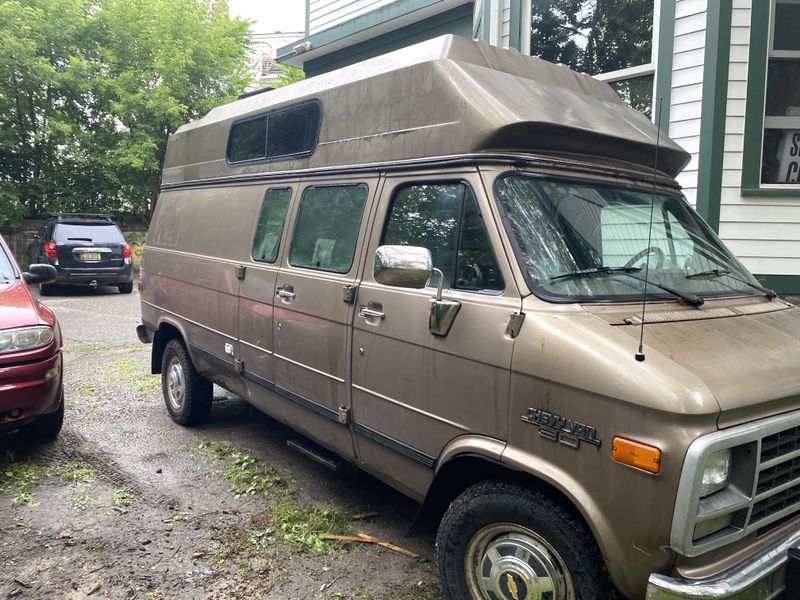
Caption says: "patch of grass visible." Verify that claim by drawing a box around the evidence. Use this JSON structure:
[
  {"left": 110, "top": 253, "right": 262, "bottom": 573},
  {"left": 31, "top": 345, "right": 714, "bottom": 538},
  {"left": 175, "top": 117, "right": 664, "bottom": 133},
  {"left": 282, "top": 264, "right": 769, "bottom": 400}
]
[
  {"left": 70, "top": 493, "right": 98, "bottom": 510},
  {"left": 107, "top": 358, "right": 160, "bottom": 395},
  {"left": 198, "top": 439, "right": 291, "bottom": 498},
  {"left": 249, "top": 501, "right": 350, "bottom": 554},
  {"left": 0, "top": 455, "right": 96, "bottom": 507},
  {"left": 110, "top": 489, "right": 135, "bottom": 507},
  {"left": 74, "top": 381, "right": 98, "bottom": 396},
  {"left": 0, "top": 453, "right": 55, "bottom": 507},
  {"left": 60, "top": 462, "right": 97, "bottom": 485},
  {"left": 390, "top": 578, "right": 444, "bottom": 600}
]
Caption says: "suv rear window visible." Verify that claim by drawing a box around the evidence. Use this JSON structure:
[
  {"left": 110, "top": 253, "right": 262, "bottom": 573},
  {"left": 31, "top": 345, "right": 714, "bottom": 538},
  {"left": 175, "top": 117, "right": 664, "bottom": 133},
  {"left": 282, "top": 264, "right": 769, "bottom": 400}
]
[{"left": 54, "top": 224, "right": 124, "bottom": 243}]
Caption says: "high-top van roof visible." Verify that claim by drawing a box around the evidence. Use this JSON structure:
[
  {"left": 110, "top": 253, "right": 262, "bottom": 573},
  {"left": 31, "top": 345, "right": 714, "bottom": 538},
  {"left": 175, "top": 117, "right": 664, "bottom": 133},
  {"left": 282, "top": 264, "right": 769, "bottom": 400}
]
[{"left": 162, "top": 35, "right": 690, "bottom": 185}]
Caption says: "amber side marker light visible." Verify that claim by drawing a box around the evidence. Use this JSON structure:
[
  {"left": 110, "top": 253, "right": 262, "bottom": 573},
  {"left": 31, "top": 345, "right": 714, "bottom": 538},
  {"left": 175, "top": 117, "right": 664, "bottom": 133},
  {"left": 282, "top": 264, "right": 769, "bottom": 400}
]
[{"left": 612, "top": 437, "right": 661, "bottom": 474}]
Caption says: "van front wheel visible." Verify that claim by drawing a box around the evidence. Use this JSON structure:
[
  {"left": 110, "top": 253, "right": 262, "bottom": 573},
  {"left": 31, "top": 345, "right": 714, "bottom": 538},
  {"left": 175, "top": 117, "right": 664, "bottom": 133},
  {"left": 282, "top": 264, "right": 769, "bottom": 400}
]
[
  {"left": 436, "top": 480, "right": 616, "bottom": 600},
  {"left": 161, "top": 339, "right": 213, "bottom": 426}
]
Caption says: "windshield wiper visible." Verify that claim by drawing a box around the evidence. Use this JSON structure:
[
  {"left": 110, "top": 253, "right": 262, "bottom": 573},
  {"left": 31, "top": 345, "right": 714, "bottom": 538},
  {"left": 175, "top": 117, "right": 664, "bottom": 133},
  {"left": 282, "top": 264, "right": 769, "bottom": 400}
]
[
  {"left": 550, "top": 266, "right": 642, "bottom": 281},
  {"left": 551, "top": 267, "right": 705, "bottom": 307},
  {"left": 686, "top": 269, "right": 777, "bottom": 300}
]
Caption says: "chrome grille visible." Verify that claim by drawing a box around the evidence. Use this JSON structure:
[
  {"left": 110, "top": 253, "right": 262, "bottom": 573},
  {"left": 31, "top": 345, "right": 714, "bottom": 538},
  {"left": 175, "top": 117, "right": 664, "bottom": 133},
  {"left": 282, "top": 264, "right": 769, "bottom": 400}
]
[{"left": 752, "top": 426, "right": 800, "bottom": 528}]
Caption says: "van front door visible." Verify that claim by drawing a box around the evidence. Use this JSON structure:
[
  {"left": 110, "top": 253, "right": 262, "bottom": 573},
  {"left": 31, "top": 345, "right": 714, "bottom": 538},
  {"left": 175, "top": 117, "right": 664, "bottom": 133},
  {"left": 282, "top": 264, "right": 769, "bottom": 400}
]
[
  {"left": 351, "top": 172, "right": 520, "bottom": 500},
  {"left": 272, "top": 179, "right": 378, "bottom": 460}
]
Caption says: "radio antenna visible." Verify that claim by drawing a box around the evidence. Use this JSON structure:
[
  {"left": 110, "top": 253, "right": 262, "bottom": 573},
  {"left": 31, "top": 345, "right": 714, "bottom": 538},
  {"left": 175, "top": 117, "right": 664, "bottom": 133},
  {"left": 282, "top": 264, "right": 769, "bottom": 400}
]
[{"left": 635, "top": 97, "right": 664, "bottom": 363}]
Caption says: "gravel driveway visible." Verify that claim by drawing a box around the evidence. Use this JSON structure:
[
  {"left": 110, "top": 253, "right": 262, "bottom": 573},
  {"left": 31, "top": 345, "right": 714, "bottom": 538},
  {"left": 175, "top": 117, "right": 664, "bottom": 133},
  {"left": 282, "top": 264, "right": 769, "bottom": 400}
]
[{"left": 0, "top": 286, "right": 442, "bottom": 600}]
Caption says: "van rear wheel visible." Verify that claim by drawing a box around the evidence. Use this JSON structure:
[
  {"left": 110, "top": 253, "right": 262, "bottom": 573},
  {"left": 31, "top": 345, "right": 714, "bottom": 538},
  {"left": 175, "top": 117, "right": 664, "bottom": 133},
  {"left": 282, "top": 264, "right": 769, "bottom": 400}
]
[
  {"left": 436, "top": 480, "right": 616, "bottom": 600},
  {"left": 161, "top": 339, "right": 213, "bottom": 426}
]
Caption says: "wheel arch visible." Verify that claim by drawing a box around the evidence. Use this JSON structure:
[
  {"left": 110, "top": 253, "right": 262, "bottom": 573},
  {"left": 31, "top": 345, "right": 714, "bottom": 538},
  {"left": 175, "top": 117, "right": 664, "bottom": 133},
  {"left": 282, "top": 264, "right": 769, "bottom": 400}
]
[
  {"left": 414, "top": 438, "right": 625, "bottom": 594},
  {"left": 150, "top": 319, "right": 186, "bottom": 375}
]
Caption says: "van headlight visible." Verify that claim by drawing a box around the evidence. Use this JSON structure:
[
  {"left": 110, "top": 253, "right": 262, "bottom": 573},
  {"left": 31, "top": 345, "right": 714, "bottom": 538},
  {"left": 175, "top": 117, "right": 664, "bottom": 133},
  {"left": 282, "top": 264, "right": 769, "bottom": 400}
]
[
  {"left": 700, "top": 448, "right": 732, "bottom": 497},
  {"left": 0, "top": 326, "right": 54, "bottom": 354}
]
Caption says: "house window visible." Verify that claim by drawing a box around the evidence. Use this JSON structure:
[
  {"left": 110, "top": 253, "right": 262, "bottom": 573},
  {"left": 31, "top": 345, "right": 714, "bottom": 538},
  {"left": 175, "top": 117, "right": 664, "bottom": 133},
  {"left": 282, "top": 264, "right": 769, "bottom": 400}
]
[
  {"left": 761, "top": 0, "right": 800, "bottom": 184},
  {"left": 529, "top": 0, "right": 657, "bottom": 117}
]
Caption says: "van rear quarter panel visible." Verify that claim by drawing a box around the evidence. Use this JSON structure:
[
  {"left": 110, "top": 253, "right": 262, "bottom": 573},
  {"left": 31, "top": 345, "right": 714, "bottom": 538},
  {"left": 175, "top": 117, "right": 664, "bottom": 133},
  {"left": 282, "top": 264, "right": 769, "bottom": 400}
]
[
  {"left": 507, "top": 300, "right": 720, "bottom": 599},
  {"left": 144, "top": 186, "right": 262, "bottom": 387}
]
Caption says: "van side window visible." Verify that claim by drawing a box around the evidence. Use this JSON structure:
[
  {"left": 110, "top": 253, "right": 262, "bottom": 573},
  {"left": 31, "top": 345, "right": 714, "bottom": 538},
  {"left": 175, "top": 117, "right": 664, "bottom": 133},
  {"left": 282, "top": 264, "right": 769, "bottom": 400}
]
[
  {"left": 267, "top": 103, "right": 321, "bottom": 159},
  {"left": 289, "top": 185, "right": 368, "bottom": 273},
  {"left": 227, "top": 101, "right": 322, "bottom": 164},
  {"left": 382, "top": 182, "right": 504, "bottom": 292},
  {"left": 251, "top": 188, "right": 292, "bottom": 263},
  {"left": 228, "top": 117, "right": 267, "bottom": 163}
]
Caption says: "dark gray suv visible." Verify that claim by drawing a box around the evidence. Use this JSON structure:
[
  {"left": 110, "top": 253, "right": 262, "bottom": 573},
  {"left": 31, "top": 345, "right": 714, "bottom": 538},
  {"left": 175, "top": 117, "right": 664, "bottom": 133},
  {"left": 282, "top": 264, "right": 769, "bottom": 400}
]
[{"left": 29, "top": 214, "right": 134, "bottom": 295}]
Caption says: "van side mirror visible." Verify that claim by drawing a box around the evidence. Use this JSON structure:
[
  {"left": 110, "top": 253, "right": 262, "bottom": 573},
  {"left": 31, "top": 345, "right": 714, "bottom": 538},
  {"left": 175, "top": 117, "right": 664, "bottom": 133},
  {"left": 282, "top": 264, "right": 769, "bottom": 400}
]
[
  {"left": 373, "top": 245, "right": 461, "bottom": 337},
  {"left": 23, "top": 264, "right": 57, "bottom": 284},
  {"left": 373, "top": 245, "right": 432, "bottom": 289}
]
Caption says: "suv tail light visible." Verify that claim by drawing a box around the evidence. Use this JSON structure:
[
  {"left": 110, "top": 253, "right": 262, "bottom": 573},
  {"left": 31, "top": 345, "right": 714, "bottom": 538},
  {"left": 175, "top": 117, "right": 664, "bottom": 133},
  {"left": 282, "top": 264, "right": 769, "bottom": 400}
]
[
  {"left": 44, "top": 242, "right": 57, "bottom": 259},
  {"left": 123, "top": 243, "right": 132, "bottom": 259}
]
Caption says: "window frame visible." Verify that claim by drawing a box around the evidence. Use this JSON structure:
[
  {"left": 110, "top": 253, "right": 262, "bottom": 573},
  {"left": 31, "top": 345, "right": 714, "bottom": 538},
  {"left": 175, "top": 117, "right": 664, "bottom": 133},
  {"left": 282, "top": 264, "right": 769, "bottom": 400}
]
[
  {"left": 380, "top": 179, "right": 505, "bottom": 295},
  {"left": 225, "top": 98, "right": 323, "bottom": 166},
  {"left": 250, "top": 187, "right": 293, "bottom": 264},
  {"left": 741, "top": 0, "right": 800, "bottom": 196},
  {"left": 287, "top": 183, "right": 369, "bottom": 275},
  {"left": 491, "top": 170, "right": 753, "bottom": 305}
]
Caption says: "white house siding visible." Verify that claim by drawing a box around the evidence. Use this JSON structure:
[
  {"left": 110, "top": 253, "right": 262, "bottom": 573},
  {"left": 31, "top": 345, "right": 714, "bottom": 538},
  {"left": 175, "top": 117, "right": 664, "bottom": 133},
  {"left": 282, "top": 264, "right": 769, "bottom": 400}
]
[
  {"left": 308, "top": 0, "right": 397, "bottom": 34},
  {"left": 501, "top": 0, "right": 510, "bottom": 47},
  {"left": 670, "top": 0, "right": 707, "bottom": 207},
  {"left": 717, "top": 0, "right": 800, "bottom": 276}
]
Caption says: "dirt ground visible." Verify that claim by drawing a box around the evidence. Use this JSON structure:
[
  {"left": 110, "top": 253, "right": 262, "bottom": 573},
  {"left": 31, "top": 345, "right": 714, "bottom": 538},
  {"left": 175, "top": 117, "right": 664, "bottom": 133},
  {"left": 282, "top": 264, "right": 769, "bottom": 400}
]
[{"left": 0, "top": 287, "right": 443, "bottom": 600}]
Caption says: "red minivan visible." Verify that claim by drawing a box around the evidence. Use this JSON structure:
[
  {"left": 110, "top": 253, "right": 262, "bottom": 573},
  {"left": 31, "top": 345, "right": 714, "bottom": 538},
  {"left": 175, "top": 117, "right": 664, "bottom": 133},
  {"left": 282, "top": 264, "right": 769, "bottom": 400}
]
[{"left": 0, "top": 234, "right": 64, "bottom": 440}]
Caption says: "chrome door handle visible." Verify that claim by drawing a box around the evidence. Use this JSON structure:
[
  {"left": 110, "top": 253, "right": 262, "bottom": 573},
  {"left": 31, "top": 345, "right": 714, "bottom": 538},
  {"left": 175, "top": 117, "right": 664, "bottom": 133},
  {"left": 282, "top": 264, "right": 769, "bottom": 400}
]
[
  {"left": 358, "top": 306, "right": 385, "bottom": 320},
  {"left": 276, "top": 286, "right": 295, "bottom": 300}
]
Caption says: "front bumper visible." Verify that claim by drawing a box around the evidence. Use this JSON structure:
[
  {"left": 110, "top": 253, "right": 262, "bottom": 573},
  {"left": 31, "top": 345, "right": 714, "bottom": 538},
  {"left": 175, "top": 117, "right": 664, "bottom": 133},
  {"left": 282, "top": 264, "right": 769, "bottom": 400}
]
[
  {"left": 0, "top": 351, "right": 63, "bottom": 432},
  {"left": 646, "top": 527, "right": 800, "bottom": 599}
]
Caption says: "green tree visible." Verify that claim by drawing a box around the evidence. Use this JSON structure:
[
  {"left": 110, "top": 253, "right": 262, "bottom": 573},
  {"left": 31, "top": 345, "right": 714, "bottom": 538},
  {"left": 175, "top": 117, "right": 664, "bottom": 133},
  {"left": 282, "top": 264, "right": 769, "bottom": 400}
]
[
  {"left": 530, "top": 0, "right": 654, "bottom": 116},
  {"left": 0, "top": 0, "right": 252, "bottom": 228},
  {"left": 273, "top": 64, "right": 305, "bottom": 89}
]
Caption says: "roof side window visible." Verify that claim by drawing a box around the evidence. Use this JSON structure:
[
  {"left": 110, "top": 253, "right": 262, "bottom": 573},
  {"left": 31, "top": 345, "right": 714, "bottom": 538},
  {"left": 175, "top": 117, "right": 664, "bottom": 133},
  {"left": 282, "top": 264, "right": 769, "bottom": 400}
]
[
  {"left": 227, "top": 100, "right": 321, "bottom": 164},
  {"left": 251, "top": 187, "right": 292, "bottom": 263},
  {"left": 267, "top": 102, "right": 321, "bottom": 159},
  {"left": 382, "top": 182, "right": 504, "bottom": 292},
  {"left": 228, "top": 116, "right": 267, "bottom": 163},
  {"left": 289, "top": 184, "right": 367, "bottom": 273}
]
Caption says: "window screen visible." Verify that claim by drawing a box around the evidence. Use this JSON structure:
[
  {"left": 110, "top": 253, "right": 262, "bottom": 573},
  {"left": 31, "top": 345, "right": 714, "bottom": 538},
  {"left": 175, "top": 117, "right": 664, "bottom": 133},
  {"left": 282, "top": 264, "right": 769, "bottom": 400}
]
[
  {"left": 289, "top": 185, "right": 367, "bottom": 273},
  {"left": 382, "top": 182, "right": 503, "bottom": 292},
  {"left": 251, "top": 188, "right": 292, "bottom": 263}
]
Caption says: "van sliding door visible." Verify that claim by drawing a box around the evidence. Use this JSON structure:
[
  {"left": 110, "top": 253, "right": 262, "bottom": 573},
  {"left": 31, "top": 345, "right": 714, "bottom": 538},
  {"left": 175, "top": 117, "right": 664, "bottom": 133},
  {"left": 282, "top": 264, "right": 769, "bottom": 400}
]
[{"left": 271, "top": 178, "right": 380, "bottom": 461}]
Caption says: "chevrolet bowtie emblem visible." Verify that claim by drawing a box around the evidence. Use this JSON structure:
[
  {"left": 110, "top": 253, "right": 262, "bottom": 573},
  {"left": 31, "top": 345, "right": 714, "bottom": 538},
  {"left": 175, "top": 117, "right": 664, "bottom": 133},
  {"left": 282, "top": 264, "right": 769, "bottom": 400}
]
[{"left": 506, "top": 573, "right": 519, "bottom": 600}]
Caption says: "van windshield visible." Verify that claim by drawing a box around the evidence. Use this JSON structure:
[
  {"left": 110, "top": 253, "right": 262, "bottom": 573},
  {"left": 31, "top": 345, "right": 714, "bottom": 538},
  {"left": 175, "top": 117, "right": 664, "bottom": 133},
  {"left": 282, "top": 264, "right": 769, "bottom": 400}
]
[{"left": 494, "top": 173, "right": 764, "bottom": 303}]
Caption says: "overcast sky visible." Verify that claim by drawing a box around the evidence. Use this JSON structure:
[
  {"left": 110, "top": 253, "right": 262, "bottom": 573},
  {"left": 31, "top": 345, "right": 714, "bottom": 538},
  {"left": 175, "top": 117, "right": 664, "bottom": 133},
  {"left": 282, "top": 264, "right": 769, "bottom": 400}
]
[{"left": 228, "top": 0, "right": 305, "bottom": 34}]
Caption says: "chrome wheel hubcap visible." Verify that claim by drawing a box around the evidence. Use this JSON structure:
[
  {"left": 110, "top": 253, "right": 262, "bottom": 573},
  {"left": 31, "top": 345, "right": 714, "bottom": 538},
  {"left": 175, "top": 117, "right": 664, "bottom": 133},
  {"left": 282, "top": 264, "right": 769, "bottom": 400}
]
[
  {"left": 465, "top": 524, "right": 574, "bottom": 600},
  {"left": 166, "top": 357, "right": 185, "bottom": 411}
]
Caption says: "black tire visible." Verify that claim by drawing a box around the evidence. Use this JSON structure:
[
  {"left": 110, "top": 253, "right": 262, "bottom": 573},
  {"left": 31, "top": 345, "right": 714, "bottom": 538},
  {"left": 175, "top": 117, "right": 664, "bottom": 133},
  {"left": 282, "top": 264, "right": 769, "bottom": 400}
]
[
  {"left": 27, "top": 393, "right": 64, "bottom": 442},
  {"left": 436, "top": 480, "right": 617, "bottom": 600},
  {"left": 161, "top": 339, "right": 213, "bottom": 426},
  {"left": 118, "top": 282, "right": 133, "bottom": 294},
  {"left": 39, "top": 282, "right": 53, "bottom": 296}
]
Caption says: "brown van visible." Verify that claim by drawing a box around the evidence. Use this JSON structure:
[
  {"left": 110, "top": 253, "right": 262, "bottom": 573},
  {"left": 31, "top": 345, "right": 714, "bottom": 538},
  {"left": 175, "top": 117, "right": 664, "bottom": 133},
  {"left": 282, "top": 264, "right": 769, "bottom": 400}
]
[{"left": 137, "top": 35, "right": 800, "bottom": 599}]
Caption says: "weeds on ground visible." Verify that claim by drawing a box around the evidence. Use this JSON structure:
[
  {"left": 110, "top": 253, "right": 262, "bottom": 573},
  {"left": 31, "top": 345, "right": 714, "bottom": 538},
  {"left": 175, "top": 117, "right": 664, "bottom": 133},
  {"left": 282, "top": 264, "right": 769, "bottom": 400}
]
[
  {"left": 107, "top": 358, "right": 160, "bottom": 395},
  {"left": 250, "top": 501, "right": 350, "bottom": 554},
  {"left": 390, "top": 578, "right": 444, "bottom": 600},
  {"left": 0, "top": 454, "right": 97, "bottom": 506},
  {"left": 198, "top": 439, "right": 292, "bottom": 498},
  {"left": 109, "top": 489, "right": 135, "bottom": 506}
]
